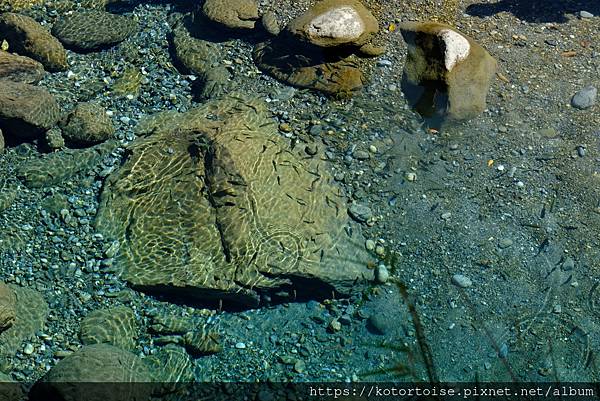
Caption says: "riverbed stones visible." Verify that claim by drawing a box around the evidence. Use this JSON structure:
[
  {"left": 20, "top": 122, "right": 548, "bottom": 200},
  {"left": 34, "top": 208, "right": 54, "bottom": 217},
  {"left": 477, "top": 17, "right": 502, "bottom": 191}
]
[
  {"left": 201, "top": 0, "right": 259, "bottom": 30},
  {"left": 95, "top": 94, "right": 371, "bottom": 307},
  {"left": 286, "top": 0, "right": 378, "bottom": 48},
  {"left": 30, "top": 344, "right": 154, "bottom": 401},
  {"left": 0, "top": 13, "right": 68, "bottom": 72},
  {"left": 79, "top": 306, "right": 137, "bottom": 350},
  {"left": 399, "top": 22, "right": 497, "bottom": 124},
  {"left": 0, "top": 80, "right": 61, "bottom": 139},
  {"left": 0, "top": 282, "right": 16, "bottom": 332},
  {"left": 51, "top": 11, "right": 137, "bottom": 51},
  {"left": 0, "top": 50, "right": 45, "bottom": 83},
  {"left": 60, "top": 102, "right": 115, "bottom": 146}
]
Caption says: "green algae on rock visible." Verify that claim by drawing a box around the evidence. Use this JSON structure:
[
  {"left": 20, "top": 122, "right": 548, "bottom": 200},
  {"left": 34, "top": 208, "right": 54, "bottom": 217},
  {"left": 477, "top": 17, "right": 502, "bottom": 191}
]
[
  {"left": 0, "top": 12, "right": 68, "bottom": 72},
  {"left": 16, "top": 139, "right": 119, "bottom": 188},
  {"left": 51, "top": 10, "right": 137, "bottom": 51},
  {"left": 95, "top": 95, "right": 371, "bottom": 307},
  {"left": 60, "top": 102, "right": 115, "bottom": 146},
  {"left": 79, "top": 306, "right": 137, "bottom": 351}
]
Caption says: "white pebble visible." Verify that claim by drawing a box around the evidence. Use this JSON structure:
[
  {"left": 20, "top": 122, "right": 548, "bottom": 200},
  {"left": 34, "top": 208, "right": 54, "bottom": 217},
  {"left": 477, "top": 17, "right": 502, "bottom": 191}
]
[
  {"left": 451, "top": 274, "right": 472, "bottom": 288},
  {"left": 23, "top": 344, "right": 34, "bottom": 355}
]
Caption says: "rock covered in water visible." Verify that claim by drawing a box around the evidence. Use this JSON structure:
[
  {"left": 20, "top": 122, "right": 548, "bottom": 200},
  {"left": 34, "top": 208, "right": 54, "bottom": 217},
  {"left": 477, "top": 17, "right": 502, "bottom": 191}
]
[
  {"left": 0, "top": 80, "right": 61, "bottom": 139},
  {"left": 0, "top": 13, "right": 68, "bottom": 72},
  {"left": 79, "top": 306, "right": 137, "bottom": 351},
  {"left": 0, "top": 372, "right": 24, "bottom": 401},
  {"left": 0, "top": 282, "right": 16, "bottom": 332},
  {"left": 0, "top": 128, "right": 4, "bottom": 152},
  {"left": 51, "top": 10, "right": 137, "bottom": 51},
  {"left": 60, "top": 102, "right": 115, "bottom": 146},
  {"left": 95, "top": 95, "right": 371, "bottom": 307},
  {"left": 0, "top": 50, "right": 45, "bottom": 84},
  {"left": 201, "top": 0, "right": 259, "bottom": 30},
  {"left": 145, "top": 344, "right": 194, "bottom": 396},
  {"left": 30, "top": 344, "right": 154, "bottom": 401},
  {"left": 16, "top": 139, "right": 119, "bottom": 188},
  {"left": 399, "top": 21, "right": 497, "bottom": 124},
  {"left": 287, "top": 0, "right": 379, "bottom": 48},
  {"left": 0, "top": 285, "right": 48, "bottom": 358}
]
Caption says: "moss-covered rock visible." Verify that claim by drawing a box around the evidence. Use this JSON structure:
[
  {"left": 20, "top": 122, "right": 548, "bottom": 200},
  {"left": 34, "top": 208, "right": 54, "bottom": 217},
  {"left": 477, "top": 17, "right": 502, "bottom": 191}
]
[
  {"left": 0, "top": 13, "right": 67, "bottom": 72},
  {"left": 0, "top": 282, "right": 16, "bottom": 332},
  {"left": 51, "top": 10, "right": 137, "bottom": 51},
  {"left": 79, "top": 306, "right": 137, "bottom": 351},
  {"left": 60, "top": 102, "right": 115, "bottom": 146},
  {"left": 201, "top": 0, "right": 259, "bottom": 30},
  {"left": 95, "top": 95, "right": 371, "bottom": 308},
  {"left": 0, "top": 49, "right": 45, "bottom": 84}
]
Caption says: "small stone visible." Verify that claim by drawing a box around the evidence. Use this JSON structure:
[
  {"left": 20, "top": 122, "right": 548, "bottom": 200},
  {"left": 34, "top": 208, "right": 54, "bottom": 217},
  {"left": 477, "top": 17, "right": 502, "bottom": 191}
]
[
  {"left": 348, "top": 203, "right": 372, "bottom": 223},
  {"left": 235, "top": 342, "right": 246, "bottom": 349},
  {"left": 365, "top": 239, "right": 375, "bottom": 251},
  {"left": 579, "top": 11, "right": 594, "bottom": 18},
  {"left": 374, "top": 245, "right": 385, "bottom": 256},
  {"left": 305, "top": 144, "right": 318, "bottom": 155},
  {"left": 353, "top": 149, "right": 370, "bottom": 160},
  {"left": 261, "top": 11, "right": 280, "bottom": 36},
  {"left": 293, "top": 359, "right": 306, "bottom": 373},
  {"left": 553, "top": 304, "right": 562, "bottom": 314},
  {"left": 375, "top": 264, "right": 389, "bottom": 283},
  {"left": 441, "top": 212, "right": 451, "bottom": 220},
  {"left": 561, "top": 257, "right": 575, "bottom": 271},
  {"left": 498, "top": 238, "right": 513, "bottom": 249},
  {"left": 23, "top": 343, "right": 34, "bottom": 355},
  {"left": 576, "top": 145, "right": 585, "bottom": 157},
  {"left": 405, "top": 172, "right": 417, "bottom": 181},
  {"left": 328, "top": 319, "right": 342, "bottom": 332},
  {"left": 571, "top": 85, "right": 597, "bottom": 110},
  {"left": 368, "top": 144, "right": 377, "bottom": 153},
  {"left": 451, "top": 274, "right": 472, "bottom": 288}
]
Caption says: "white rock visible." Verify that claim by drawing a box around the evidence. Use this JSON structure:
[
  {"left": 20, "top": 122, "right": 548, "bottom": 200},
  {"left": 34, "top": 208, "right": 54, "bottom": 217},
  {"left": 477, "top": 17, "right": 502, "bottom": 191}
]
[
  {"left": 308, "top": 6, "right": 365, "bottom": 42},
  {"left": 439, "top": 29, "right": 470, "bottom": 71}
]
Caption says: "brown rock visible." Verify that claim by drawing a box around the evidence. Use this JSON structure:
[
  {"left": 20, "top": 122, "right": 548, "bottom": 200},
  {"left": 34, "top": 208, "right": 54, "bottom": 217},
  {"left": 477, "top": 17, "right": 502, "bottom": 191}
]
[
  {"left": 0, "top": 282, "right": 16, "bottom": 332},
  {"left": 201, "top": 0, "right": 259, "bottom": 30},
  {"left": 399, "top": 21, "right": 497, "bottom": 124},
  {"left": 0, "top": 13, "right": 68, "bottom": 72},
  {"left": 0, "top": 80, "right": 61, "bottom": 139},
  {"left": 0, "top": 50, "right": 45, "bottom": 84},
  {"left": 60, "top": 102, "right": 115, "bottom": 146},
  {"left": 286, "top": 0, "right": 378, "bottom": 48},
  {"left": 0, "top": 128, "right": 4, "bottom": 152}
]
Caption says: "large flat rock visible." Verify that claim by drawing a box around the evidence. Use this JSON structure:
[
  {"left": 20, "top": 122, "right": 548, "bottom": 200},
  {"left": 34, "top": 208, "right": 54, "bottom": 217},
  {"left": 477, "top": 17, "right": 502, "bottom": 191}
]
[{"left": 95, "top": 95, "right": 371, "bottom": 307}]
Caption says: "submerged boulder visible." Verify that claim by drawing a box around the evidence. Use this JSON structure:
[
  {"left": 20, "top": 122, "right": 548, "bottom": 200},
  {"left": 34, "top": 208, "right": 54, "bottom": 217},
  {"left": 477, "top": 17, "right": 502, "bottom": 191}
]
[
  {"left": 399, "top": 22, "right": 497, "bottom": 125},
  {"left": 0, "top": 13, "right": 68, "bottom": 72},
  {"left": 0, "top": 50, "right": 45, "bottom": 84},
  {"left": 201, "top": 0, "right": 259, "bottom": 30},
  {"left": 52, "top": 10, "right": 137, "bottom": 51},
  {"left": 95, "top": 95, "right": 371, "bottom": 307},
  {"left": 0, "top": 80, "right": 61, "bottom": 140},
  {"left": 79, "top": 306, "right": 137, "bottom": 351},
  {"left": 60, "top": 102, "right": 115, "bottom": 146}
]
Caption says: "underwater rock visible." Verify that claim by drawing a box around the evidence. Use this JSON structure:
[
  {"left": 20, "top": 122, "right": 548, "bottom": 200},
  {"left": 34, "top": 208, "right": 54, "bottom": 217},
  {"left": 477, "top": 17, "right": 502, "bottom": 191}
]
[
  {"left": 0, "top": 50, "right": 45, "bottom": 84},
  {"left": 30, "top": 344, "right": 154, "bottom": 401},
  {"left": 44, "top": 126, "right": 65, "bottom": 150},
  {"left": 0, "top": 128, "right": 3, "bottom": 151},
  {"left": 0, "top": 372, "right": 24, "bottom": 401},
  {"left": 0, "top": 282, "right": 16, "bottom": 332},
  {"left": 95, "top": 95, "right": 371, "bottom": 308},
  {"left": 261, "top": 11, "right": 280, "bottom": 36},
  {"left": 0, "top": 285, "right": 48, "bottom": 358},
  {"left": 399, "top": 22, "right": 497, "bottom": 125},
  {"left": 287, "top": 0, "right": 378, "bottom": 48},
  {"left": 253, "top": 38, "right": 365, "bottom": 97},
  {"left": 0, "top": 177, "right": 17, "bottom": 212},
  {"left": 60, "top": 102, "right": 115, "bottom": 146},
  {"left": 0, "top": 80, "right": 61, "bottom": 140},
  {"left": 145, "top": 344, "right": 194, "bottom": 394},
  {"left": 0, "top": 13, "right": 68, "bottom": 72},
  {"left": 201, "top": 0, "right": 259, "bottom": 30},
  {"left": 16, "top": 139, "right": 119, "bottom": 188},
  {"left": 194, "top": 66, "right": 231, "bottom": 101},
  {"left": 571, "top": 85, "right": 597, "bottom": 110},
  {"left": 52, "top": 11, "right": 137, "bottom": 51},
  {"left": 79, "top": 306, "right": 137, "bottom": 351}
]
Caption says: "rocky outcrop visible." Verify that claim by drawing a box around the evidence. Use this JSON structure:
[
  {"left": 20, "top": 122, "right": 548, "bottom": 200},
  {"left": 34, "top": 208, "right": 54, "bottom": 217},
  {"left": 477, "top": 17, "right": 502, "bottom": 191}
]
[
  {"left": 0, "top": 80, "right": 61, "bottom": 140},
  {"left": 95, "top": 95, "right": 371, "bottom": 308},
  {"left": 0, "top": 50, "right": 45, "bottom": 84},
  {"left": 51, "top": 11, "right": 137, "bottom": 51},
  {"left": 16, "top": 139, "right": 119, "bottom": 188},
  {"left": 201, "top": 0, "right": 259, "bottom": 30},
  {"left": 253, "top": 0, "right": 381, "bottom": 97},
  {"left": 60, "top": 102, "right": 115, "bottom": 146},
  {"left": 399, "top": 22, "right": 497, "bottom": 125},
  {"left": 0, "top": 13, "right": 68, "bottom": 72},
  {"left": 30, "top": 344, "right": 154, "bottom": 401},
  {"left": 79, "top": 306, "right": 137, "bottom": 351}
]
